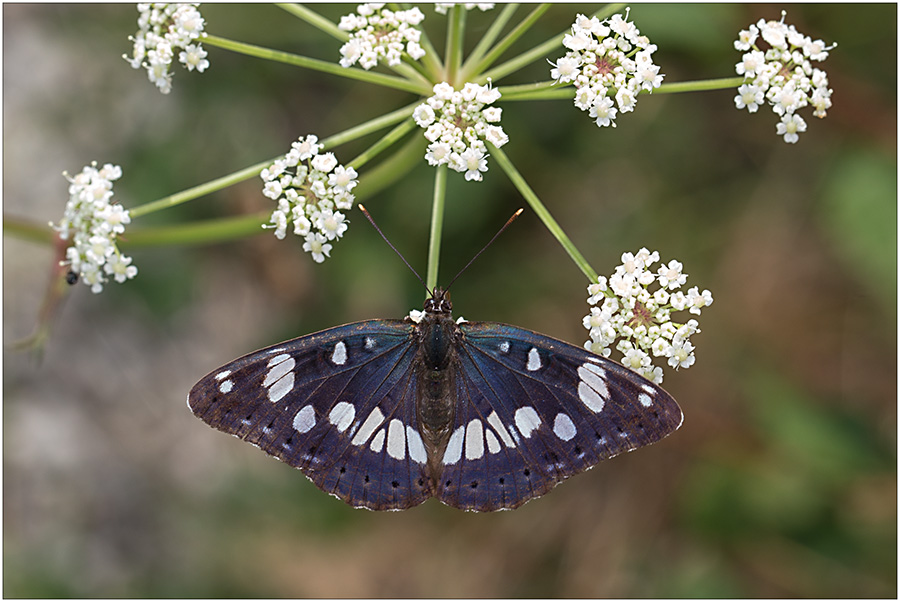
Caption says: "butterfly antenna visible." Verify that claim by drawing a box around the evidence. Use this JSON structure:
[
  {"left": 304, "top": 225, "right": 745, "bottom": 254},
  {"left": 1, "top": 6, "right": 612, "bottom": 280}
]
[
  {"left": 358, "top": 204, "right": 430, "bottom": 294},
  {"left": 444, "top": 208, "right": 524, "bottom": 293}
]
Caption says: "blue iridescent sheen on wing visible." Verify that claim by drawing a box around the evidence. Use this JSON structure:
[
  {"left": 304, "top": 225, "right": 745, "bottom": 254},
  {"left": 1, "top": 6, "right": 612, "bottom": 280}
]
[
  {"left": 188, "top": 320, "right": 434, "bottom": 510},
  {"left": 435, "top": 322, "right": 683, "bottom": 511}
]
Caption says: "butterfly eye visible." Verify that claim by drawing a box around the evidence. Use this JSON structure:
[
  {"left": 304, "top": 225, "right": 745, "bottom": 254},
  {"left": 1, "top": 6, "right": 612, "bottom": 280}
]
[{"left": 440, "top": 299, "right": 452, "bottom": 313}]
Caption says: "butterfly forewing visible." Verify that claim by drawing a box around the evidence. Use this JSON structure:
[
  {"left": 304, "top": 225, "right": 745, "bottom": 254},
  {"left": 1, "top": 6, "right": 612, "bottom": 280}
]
[
  {"left": 188, "top": 320, "right": 435, "bottom": 511},
  {"left": 433, "top": 321, "right": 683, "bottom": 511}
]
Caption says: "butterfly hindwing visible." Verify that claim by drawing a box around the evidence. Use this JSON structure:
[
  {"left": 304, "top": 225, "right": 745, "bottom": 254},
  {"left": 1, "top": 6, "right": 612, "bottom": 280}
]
[
  {"left": 187, "top": 320, "right": 434, "bottom": 511},
  {"left": 434, "top": 321, "right": 683, "bottom": 511}
]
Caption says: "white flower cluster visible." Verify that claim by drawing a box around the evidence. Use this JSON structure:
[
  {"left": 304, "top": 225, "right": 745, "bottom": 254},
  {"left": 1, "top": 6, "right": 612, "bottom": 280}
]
[
  {"left": 338, "top": 3, "right": 426, "bottom": 70},
  {"left": 51, "top": 163, "right": 137, "bottom": 294},
  {"left": 734, "top": 11, "right": 835, "bottom": 144},
  {"left": 124, "top": 3, "right": 208, "bottom": 94},
  {"left": 550, "top": 11, "right": 663, "bottom": 128},
  {"left": 583, "top": 248, "right": 713, "bottom": 384},
  {"left": 434, "top": 3, "right": 495, "bottom": 14},
  {"left": 413, "top": 82, "right": 508, "bottom": 182},
  {"left": 261, "top": 135, "right": 358, "bottom": 263}
]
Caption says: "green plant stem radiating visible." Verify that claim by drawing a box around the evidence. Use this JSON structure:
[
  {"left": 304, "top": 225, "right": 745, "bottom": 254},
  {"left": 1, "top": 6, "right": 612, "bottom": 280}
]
[
  {"left": 427, "top": 165, "right": 448, "bottom": 293},
  {"left": 489, "top": 143, "right": 598, "bottom": 283},
  {"left": 203, "top": 35, "right": 429, "bottom": 95}
]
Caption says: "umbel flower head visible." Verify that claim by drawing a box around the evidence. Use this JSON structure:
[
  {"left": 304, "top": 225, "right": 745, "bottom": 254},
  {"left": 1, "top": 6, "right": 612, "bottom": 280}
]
[
  {"left": 583, "top": 248, "right": 713, "bottom": 384},
  {"left": 124, "top": 3, "right": 208, "bottom": 94},
  {"left": 414, "top": 81, "right": 508, "bottom": 182},
  {"left": 51, "top": 162, "right": 137, "bottom": 294},
  {"left": 338, "top": 3, "right": 426, "bottom": 70},
  {"left": 261, "top": 135, "right": 358, "bottom": 263},
  {"left": 550, "top": 10, "right": 663, "bottom": 128},
  {"left": 733, "top": 11, "right": 835, "bottom": 143}
]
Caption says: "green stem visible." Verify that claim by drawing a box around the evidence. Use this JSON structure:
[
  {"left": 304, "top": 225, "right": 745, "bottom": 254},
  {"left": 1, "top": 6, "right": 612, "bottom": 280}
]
[
  {"left": 203, "top": 35, "right": 429, "bottom": 95},
  {"left": 465, "top": 3, "right": 551, "bottom": 83},
  {"left": 121, "top": 212, "right": 269, "bottom": 247},
  {"left": 498, "top": 81, "right": 572, "bottom": 101},
  {"left": 4, "top": 216, "right": 54, "bottom": 245},
  {"left": 277, "top": 3, "right": 346, "bottom": 40},
  {"left": 415, "top": 21, "right": 445, "bottom": 82},
  {"left": 489, "top": 143, "right": 598, "bottom": 282},
  {"left": 354, "top": 134, "right": 428, "bottom": 201},
  {"left": 445, "top": 5, "right": 466, "bottom": 84},
  {"left": 460, "top": 3, "right": 520, "bottom": 77},
  {"left": 347, "top": 117, "right": 418, "bottom": 170},
  {"left": 426, "top": 164, "right": 448, "bottom": 292},
  {"left": 656, "top": 77, "right": 745, "bottom": 94},
  {"left": 320, "top": 101, "right": 419, "bottom": 150},
  {"left": 129, "top": 159, "right": 272, "bottom": 219}
]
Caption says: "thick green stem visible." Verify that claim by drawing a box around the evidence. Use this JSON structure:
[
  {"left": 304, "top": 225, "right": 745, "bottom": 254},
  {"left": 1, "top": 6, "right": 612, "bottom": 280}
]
[
  {"left": 426, "top": 164, "right": 448, "bottom": 292},
  {"left": 656, "top": 77, "right": 746, "bottom": 94},
  {"left": 444, "top": 6, "right": 466, "bottom": 84},
  {"left": 203, "top": 35, "right": 429, "bottom": 95},
  {"left": 489, "top": 143, "right": 598, "bottom": 282}
]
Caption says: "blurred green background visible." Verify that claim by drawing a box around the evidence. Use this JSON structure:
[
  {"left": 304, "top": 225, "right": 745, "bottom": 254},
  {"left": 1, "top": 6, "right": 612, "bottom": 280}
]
[{"left": 4, "top": 3, "right": 895, "bottom": 598}]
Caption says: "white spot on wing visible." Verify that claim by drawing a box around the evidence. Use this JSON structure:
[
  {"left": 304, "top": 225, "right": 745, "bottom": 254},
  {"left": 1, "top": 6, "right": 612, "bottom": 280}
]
[
  {"left": 486, "top": 430, "right": 501, "bottom": 454},
  {"left": 331, "top": 341, "right": 347, "bottom": 365},
  {"left": 370, "top": 429, "right": 385, "bottom": 453},
  {"left": 406, "top": 425, "right": 427, "bottom": 464},
  {"left": 465, "top": 419, "right": 485, "bottom": 460},
  {"left": 499, "top": 341, "right": 510, "bottom": 353},
  {"left": 386, "top": 419, "right": 405, "bottom": 460},
  {"left": 553, "top": 413, "right": 577, "bottom": 441},
  {"left": 442, "top": 425, "right": 465, "bottom": 465},
  {"left": 364, "top": 337, "right": 376, "bottom": 350},
  {"left": 639, "top": 393, "right": 653, "bottom": 407},
  {"left": 526, "top": 347, "right": 542, "bottom": 371},
  {"left": 514, "top": 406, "right": 541, "bottom": 438},
  {"left": 293, "top": 404, "right": 316, "bottom": 433},
  {"left": 218, "top": 379, "right": 234, "bottom": 394},
  {"left": 486, "top": 411, "right": 516, "bottom": 448},
  {"left": 578, "top": 363, "right": 608, "bottom": 412},
  {"left": 328, "top": 401, "right": 355, "bottom": 432},
  {"left": 577, "top": 382, "right": 604, "bottom": 412},
  {"left": 264, "top": 357, "right": 295, "bottom": 387},
  {"left": 351, "top": 407, "right": 384, "bottom": 446},
  {"left": 215, "top": 370, "right": 232, "bottom": 381},
  {"left": 267, "top": 353, "right": 291, "bottom": 367},
  {"left": 268, "top": 372, "right": 294, "bottom": 402}
]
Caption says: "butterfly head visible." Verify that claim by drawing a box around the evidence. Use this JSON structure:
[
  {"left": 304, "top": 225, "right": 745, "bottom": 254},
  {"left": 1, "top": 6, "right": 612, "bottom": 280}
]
[{"left": 424, "top": 288, "right": 452, "bottom": 315}]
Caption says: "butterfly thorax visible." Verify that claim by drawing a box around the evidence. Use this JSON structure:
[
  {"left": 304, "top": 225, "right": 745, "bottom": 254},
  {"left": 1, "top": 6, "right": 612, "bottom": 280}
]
[{"left": 415, "top": 290, "right": 458, "bottom": 471}]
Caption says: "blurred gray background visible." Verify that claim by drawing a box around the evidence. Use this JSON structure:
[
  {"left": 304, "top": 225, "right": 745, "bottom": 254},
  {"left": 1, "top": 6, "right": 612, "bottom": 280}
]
[{"left": 4, "top": 4, "right": 896, "bottom": 597}]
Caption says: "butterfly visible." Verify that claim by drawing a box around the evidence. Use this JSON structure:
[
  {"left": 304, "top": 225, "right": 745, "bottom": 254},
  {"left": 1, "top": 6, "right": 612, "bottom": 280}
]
[{"left": 187, "top": 286, "right": 683, "bottom": 512}]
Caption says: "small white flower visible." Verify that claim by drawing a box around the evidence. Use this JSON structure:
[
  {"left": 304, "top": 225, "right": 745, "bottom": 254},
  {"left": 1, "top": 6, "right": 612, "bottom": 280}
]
[
  {"left": 303, "top": 232, "right": 332, "bottom": 264},
  {"left": 776, "top": 112, "right": 807, "bottom": 143}
]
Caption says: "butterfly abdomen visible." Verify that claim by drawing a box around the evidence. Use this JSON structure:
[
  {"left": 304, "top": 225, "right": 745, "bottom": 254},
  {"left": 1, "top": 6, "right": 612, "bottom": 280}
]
[{"left": 415, "top": 313, "right": 459, "bottom": 475}]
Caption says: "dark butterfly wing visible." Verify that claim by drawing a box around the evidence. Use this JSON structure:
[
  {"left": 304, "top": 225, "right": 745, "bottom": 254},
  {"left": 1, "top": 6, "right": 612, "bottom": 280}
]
[
  {"left": 188, "top": 320, "right": 434, "bottom": 511},
  {"left": 435, "top": 321, "right": 683, "bottom": 511}
]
